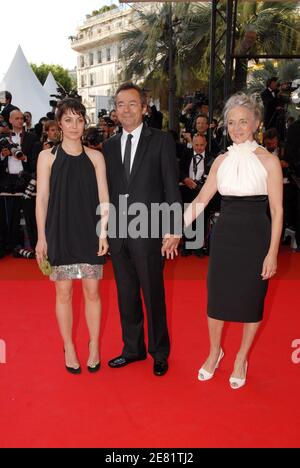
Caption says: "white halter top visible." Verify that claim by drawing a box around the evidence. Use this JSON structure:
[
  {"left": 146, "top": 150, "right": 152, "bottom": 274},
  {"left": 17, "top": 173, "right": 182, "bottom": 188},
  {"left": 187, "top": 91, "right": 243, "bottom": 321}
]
[{"left": 217, "top": 140, "right": 268, "bottom": 196}]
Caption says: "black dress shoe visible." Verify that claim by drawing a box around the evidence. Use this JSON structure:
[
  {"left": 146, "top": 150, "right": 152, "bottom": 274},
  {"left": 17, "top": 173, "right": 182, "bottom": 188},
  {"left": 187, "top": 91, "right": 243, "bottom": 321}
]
[
  {"left": 193, "top": 248, "right": 205, "bottom": 258},
  {"left": 66, "top": 365, "right": 82, "bottom": 375},
  {"left": 108, "top": 355, "right": 147, "bottom": 368},
  {"left": 64, "top": 348, "right": 81, "bottom": 375},
  {"left": 153, "top": 360, "right": 169, "bottom": 377},
  {"left": 87, "top": 362, "right": 101, "bottom": 373}
]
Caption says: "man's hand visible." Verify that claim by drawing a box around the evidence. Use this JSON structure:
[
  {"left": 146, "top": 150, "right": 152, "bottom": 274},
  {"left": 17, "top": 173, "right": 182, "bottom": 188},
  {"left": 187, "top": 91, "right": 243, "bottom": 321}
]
[
  {"left": 1, "top": 148, "right": 11, "bottom": 158},
  {"left": 162, "top": 234, "right": 181, "bottom": 260},
  {"left": 182, "top": 132, "right": 192, "bottom": 144},
  {"left": 280, "top": 160, "right": 289, "bottom": 169},
  {"left": 184, "top": 177, "right": 198, "bottom": 190},
  {"left": 183, "top": 103, "right": 193, "bottom": 113}
]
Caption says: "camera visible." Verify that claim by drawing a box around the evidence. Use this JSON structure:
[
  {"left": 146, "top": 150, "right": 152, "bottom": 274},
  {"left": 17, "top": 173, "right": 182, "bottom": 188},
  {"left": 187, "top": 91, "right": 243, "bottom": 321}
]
[
  {"left": 98, "top": 109, "right": 108, "bottom": 119},
  {"left": 0, "top": 119, "right": 8, "bottom": 128},
  {"left": 0, "top": 138, "right": 24, "bottom": 158},
  {"left": 49, "top": 88, "right": 82, "bottom": 109},
  {"left": 23, "top": 178, "right": 37, "bottom": 200}
]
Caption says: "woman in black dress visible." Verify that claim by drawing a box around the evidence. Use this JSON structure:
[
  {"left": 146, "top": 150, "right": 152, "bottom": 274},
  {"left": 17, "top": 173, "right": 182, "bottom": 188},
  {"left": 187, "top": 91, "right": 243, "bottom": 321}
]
[
  {"left": 36, "top": 99, "right": 109, "bottom": 374},
  {"left": 184, "top": 93, "right": 283, "bottom": 389}
]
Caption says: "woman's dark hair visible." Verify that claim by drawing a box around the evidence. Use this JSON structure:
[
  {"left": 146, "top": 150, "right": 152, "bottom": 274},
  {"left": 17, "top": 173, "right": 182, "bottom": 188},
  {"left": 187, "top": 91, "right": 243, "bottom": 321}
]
[{"left": 56, "top": 98, "right": 87, "bottom": 123}]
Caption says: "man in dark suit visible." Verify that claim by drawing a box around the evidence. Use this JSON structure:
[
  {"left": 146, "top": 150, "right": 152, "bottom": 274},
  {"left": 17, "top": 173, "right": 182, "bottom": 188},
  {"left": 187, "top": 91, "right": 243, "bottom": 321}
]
[
  {"left": 261, "top": 77, "right": 279, "bottom": 130},
  {"left": 0, "top": 110, "right": 37, "bottom": 253},
  {"left": 284, "top": 116, "right": 300, "bottom": 252},
  {"left": 103, "top": 82, "right": 182, "bottom": 376},
  {"left": 179, "top": 134, "right": 215, "bottom": 256},
  {"left": 0, "top": 91, "right": 19, "bottom": 125}
]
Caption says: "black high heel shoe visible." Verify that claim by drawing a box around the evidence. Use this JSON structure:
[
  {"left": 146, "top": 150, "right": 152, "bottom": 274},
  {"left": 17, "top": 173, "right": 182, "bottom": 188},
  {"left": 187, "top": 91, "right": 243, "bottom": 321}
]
[
  {"left": 64, "top": 348, "right": 81, "bottom": 375},
  {"left": 87, "top": 362, "right": 101, "bottom": 373},
  {"left": 87, "top": 342, "right": 101, "bottom": 373}
]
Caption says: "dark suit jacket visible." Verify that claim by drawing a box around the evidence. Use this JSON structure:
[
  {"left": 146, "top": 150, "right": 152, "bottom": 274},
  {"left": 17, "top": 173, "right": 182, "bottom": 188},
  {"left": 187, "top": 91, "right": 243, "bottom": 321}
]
[
  {"left": 1, "top": 104, "right": 20, "bottom": 124},
  {"left": 103, "top": 124, "right": 182, "bottom": 254},
  {"left": 285, "top": 118, "right": 300, "bottom": 176},
  {"left": 179, "top": 148, "right": 214, "bottom": 183},
  {"left": 261, "top": 88, "right": 278, "bottom": 129}
]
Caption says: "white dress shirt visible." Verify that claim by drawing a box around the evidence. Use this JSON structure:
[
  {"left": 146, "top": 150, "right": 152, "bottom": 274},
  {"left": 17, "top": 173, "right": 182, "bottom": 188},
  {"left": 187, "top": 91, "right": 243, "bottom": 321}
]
[
  {"left": 121, "top": 123, "right": 143, "bottom": 172},
  {"left": 189, "top": 152, "right": 205, "bottom": 181},
  {"left": 8, "top": 132, "right": 24, "bottom": 174}
]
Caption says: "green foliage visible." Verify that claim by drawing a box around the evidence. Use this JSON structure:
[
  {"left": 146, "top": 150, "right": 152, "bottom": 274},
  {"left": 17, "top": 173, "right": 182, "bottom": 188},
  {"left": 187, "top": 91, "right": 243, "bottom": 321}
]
[
  {"left": 88, "top": 4, "right": 118, "bottom": 18},
  {"left": 31, "top": 63, "right": 75, "bottom": 93},
  {"left": 120, "top": 1, "right": 300, "bottom": 103}
]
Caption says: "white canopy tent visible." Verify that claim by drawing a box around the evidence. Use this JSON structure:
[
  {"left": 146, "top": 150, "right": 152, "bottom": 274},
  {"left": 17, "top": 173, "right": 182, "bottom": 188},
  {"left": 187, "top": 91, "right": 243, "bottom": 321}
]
[
  {"left": 0, "top": 45, "right": 50, "bottom": 124},
  {"left": 43, "top": 72, "right": 59, "bottom": 98}
]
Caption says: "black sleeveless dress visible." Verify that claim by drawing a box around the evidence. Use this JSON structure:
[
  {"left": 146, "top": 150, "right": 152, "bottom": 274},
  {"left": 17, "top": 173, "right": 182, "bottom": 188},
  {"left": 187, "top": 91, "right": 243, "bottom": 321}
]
[
  {"left": 46, "top": 145, "right": 105, "bottom": 281},
  {"left": 207, "top": 141, "right": 271, "bottom": 323}
]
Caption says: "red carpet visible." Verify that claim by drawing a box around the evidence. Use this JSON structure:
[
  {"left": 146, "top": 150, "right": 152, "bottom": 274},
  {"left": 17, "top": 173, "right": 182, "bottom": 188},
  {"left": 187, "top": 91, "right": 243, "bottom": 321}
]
[{"left": 0, "top": 247, "right": 299, "bottom": 448}]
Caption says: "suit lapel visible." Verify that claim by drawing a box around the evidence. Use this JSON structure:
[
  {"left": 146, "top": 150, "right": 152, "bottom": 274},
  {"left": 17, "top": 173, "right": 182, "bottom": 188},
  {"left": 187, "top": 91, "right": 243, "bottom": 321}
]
[{"left": 129, "top": 124, "right": 151, "bottom": 186}]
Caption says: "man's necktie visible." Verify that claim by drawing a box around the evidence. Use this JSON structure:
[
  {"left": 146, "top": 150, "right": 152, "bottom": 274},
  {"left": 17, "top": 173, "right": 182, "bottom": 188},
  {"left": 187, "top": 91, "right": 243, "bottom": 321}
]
[
  {"left": 193, "top": 153, "right": 203, "bottom": 177},
  {"left": 124, "top": 134, "right": 133, "bottom": 181}
]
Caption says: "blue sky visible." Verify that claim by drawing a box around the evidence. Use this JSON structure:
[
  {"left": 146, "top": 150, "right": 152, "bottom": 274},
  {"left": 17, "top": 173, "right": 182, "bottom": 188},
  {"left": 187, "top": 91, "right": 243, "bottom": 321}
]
[{"left": 1, "top": 0, "right": 121, "bottom": 78}]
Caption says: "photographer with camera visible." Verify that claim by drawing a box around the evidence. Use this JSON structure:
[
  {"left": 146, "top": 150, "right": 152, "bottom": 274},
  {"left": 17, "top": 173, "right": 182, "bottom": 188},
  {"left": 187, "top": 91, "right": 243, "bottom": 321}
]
[
  {"left": 23, "top": 111, "right": 34, "bottom": 133},
  {"left": 182, "top": 113, "right": 221, "bottom": 158},
  {"left": 180, "top": 93, "right": 209, "bottom": 134},
  {"left": 179, "top": 134, "right": 215, "bottom": 257},
  {"left": 32, "top": 120, "right": 61, "bottom": 160},
  {"left": 0, "top": 110, "right": 37, "bottom": 255},
  {"left": 261, "top": 77, "right": 280, "bottom": 131},
  {"left": 284, "top": 115, "right": 300, "bottom": 252}
]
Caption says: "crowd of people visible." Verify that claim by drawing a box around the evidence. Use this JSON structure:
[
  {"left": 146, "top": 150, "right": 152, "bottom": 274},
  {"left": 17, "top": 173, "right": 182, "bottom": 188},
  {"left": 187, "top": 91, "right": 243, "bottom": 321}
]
[{"left": 0, "top": 78, "right": 300, "bottom": 262}]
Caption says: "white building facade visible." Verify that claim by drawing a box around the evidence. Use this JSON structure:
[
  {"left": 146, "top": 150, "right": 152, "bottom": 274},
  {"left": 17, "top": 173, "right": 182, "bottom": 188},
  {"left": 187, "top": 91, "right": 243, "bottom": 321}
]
[{"left": 71, "top": 5, "right": 143, "bottom": 123}]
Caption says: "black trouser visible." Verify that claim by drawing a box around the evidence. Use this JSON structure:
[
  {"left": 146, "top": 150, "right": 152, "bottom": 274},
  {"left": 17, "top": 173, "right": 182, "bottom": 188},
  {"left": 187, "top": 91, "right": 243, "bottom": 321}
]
[
  {"left": 111, "top": 240, "right": 170, "bottom": 361},
  {"left": 0, "top": 197, "right": 7, "bottom": 256},
  {"left": 296, "top": 187, "right": 300, "bottom": 247},
  {"left": 283, "top": 183, "right": 297, "bottom": 229}
]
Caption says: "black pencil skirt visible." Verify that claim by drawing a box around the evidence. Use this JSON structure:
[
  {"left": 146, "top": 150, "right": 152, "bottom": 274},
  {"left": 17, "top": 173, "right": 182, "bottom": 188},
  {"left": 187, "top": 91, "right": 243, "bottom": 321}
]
[{"left": 207, "top": 196, "right": 271, "bottom": 323}]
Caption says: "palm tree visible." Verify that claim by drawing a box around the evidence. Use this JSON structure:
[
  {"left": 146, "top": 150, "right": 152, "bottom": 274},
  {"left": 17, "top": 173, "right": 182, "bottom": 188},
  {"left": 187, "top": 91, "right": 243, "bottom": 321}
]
[
  {"left": 120, "top": 1, "right": 300, "bottom": 118},
  {"left": 119, "top": 2, "right": 212, "bottom": 128},
  {"left": 234, "top": 1, "right": 300, "bottom": 90}
]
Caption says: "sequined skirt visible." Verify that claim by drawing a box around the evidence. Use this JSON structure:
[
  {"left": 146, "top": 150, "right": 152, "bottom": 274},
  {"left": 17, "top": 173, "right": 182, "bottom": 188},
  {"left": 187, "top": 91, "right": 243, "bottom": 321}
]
[{"left": 50, "top": 264, "right": 103, "bottom": 282}]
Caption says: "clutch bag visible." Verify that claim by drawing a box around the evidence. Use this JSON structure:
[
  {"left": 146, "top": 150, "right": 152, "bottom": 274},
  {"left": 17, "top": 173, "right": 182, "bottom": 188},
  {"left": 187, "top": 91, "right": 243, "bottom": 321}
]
[{"left": 39, "top": 257, "right": 53, "bottom": 276}]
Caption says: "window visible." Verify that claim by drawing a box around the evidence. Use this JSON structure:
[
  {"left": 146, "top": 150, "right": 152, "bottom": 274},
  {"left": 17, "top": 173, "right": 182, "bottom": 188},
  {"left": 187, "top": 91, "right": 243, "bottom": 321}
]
[
  {"left": 80, "top": 56, "right": 84, "bottom": 68},
  {"left": 89, "top": 53, "right": 94, "bottom": 66},
  {"left": 118, "top": 46, "right": 122, "bottom": 60},
  {"left": 81, "top": 75, "right": 86, "bottom": 88},
  {"left": 90, "top": 73, "right": 95, "bottom": 86},
  {"left": 97, "top": 50, "right": 102, "bottom": 64},
  {"left": 107, "top": 48, "right": 111, "bottom": 62}
]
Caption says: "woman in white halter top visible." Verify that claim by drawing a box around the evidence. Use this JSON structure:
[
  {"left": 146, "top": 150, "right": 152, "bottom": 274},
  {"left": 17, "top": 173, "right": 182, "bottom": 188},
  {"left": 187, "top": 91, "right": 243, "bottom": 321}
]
[{"left": 184, "top": 93, "right": 283, "bottom": 389}]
